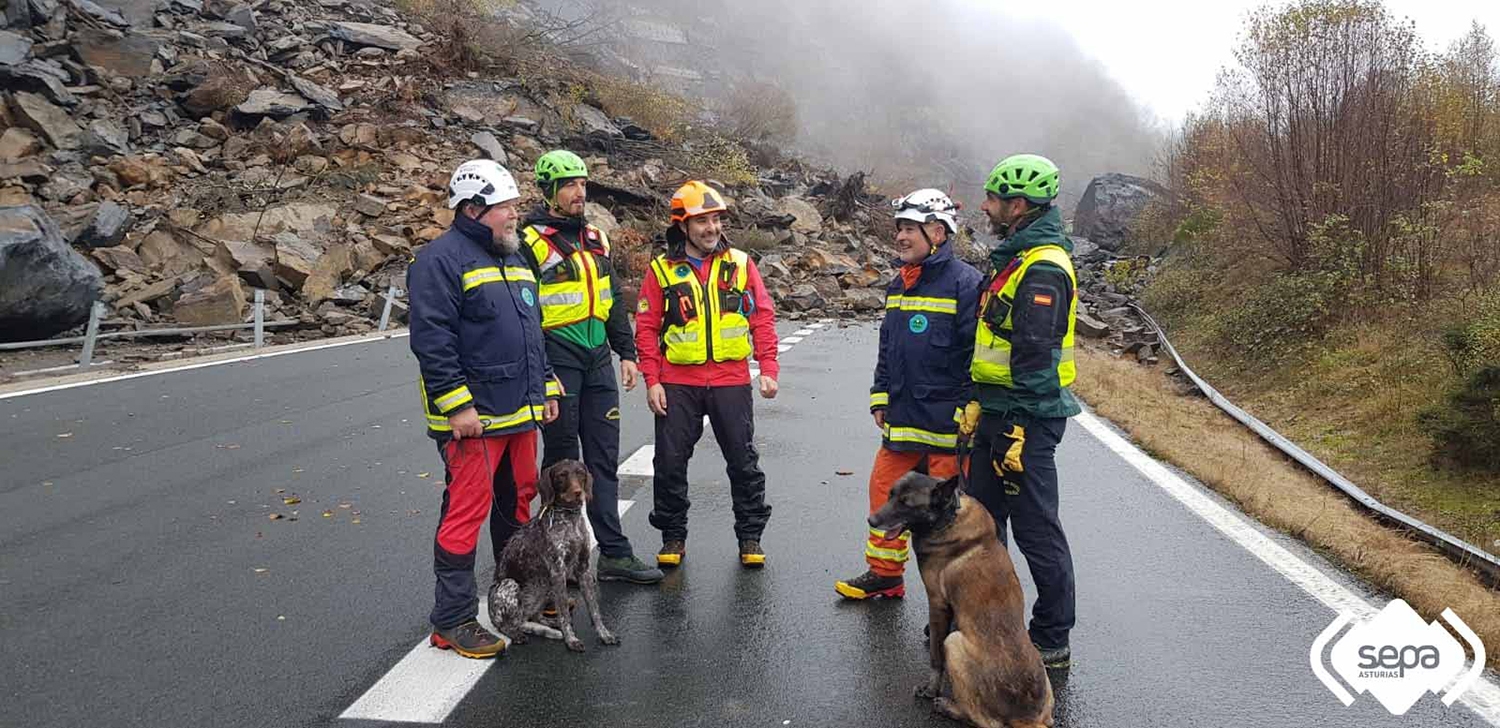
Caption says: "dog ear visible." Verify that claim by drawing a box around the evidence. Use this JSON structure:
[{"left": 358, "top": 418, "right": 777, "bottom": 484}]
[
  {"left": 933, "top": 474, "right": 962, "bottom": 504},
  {"left": 537, "top": 464, "right": 558, "bottom": 506}
]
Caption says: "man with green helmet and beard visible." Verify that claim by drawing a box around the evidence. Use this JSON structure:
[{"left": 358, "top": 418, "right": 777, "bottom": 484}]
[
  {"left": 961, "top": 153, "right": 1081, "bottom": 670},
  {"left": 520, "top": 149, "right": 663, "bottom": 585}
]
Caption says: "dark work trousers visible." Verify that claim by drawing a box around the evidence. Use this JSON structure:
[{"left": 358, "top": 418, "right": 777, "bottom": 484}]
[
  {"left": 430, "top": 431, "right": 538, "bottom": 630},
  {"left": 964, "top": 413, "right": 1076, "bottom": 650},
  {"left": 541, "top": 363, "right": 632, "bottom": 558},
  {"left": 649, "top": 383, "right": 771, "bottom": 543}
]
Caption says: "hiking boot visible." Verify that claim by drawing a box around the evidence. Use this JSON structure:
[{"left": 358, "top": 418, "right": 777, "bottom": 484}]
[
  {"left": 598, "top": 554, "right": 664, "bottom": 584},
  {"left": 429, "top": 620, "right": 505, "bottom": 659},
  {"left": 1035, "top": 643, "right": 1071, "bottom": 669},
  {"left": 657, "top": 540, "right": 686, "bottom": 567},
  {"left": 739, "top": 540, "right": 766, "bottom": 568},
  {"left": 835, "top": 569, "right": 905, "bottom": 600}
]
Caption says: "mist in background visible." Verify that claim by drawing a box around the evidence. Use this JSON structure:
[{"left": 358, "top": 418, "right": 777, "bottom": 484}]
[{"left": 535, "top": 0, "right": 1165, "bottom": 211}]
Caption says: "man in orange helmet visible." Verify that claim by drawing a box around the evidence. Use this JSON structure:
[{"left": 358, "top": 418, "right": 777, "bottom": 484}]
[{"left": 635, "top": 181, "right": 781, "bottom": 569}]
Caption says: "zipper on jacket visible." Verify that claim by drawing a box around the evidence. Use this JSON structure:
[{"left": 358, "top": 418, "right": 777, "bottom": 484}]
[
  {"left": 702, "top": 255, "right": 715, "bottom": 364},
  {"left": 581, "top": 247, "right": 598, "bottom": 322}
]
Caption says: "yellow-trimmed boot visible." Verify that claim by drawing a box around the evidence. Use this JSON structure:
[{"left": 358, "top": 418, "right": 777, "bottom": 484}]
[{"left": 835, "top": 569, "right": 905, "bottom": 600}]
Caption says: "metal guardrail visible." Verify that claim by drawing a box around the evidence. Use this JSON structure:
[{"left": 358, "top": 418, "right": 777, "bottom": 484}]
[
  {"left": 1, "top": 285, "right": 407, "bottom": 375},
  {"left": 1128, "top": 303, "right": 1500, "bottom": 588}
]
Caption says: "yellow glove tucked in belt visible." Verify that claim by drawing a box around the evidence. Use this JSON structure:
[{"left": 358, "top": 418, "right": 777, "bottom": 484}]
[{"left": 958, "top": 400, "right": 982, "bottom": 438}]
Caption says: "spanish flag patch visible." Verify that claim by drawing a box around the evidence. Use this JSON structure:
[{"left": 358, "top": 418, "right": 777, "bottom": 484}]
[{"left": 1033, "top": 293, "right": 1054, "bottom": 306}]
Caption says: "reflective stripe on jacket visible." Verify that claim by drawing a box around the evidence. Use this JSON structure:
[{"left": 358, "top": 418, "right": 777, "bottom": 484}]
[
  {"left": 407, "top": 214, "right": 561, "bottom": 440},
  {"left": 870, "top": 244, "right": 983, "bottom": 453}
]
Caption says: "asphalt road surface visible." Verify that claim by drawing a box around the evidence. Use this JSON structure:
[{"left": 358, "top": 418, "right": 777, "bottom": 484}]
[{"left": 2, "top": 322, "right": 1496, "bottom": 728}]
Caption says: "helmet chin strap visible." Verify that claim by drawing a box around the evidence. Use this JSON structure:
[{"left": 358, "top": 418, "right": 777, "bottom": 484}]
[{"left": 918, "top": 224, "right": 940, "bottom": 257}]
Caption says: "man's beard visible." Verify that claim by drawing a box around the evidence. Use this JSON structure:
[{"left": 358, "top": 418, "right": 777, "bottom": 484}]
[
  {"left": 495, "top": 230, "right": 521, "bottom": 254},
  {"left": 988, "top": 215, "right": 1010, "bottom": 237}
]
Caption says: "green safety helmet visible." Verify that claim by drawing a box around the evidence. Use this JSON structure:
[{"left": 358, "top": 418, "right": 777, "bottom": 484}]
[
  {"left": 534, "top": 149, "right": 589, "bottom": 185},
  {"left": 984, "top": 154, "right": 1060, "bottom": 205}
]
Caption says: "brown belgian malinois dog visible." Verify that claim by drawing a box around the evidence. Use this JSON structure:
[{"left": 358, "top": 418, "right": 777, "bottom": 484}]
[{"left": 869, "top": 471, "right": 1054, "bottom": 728}]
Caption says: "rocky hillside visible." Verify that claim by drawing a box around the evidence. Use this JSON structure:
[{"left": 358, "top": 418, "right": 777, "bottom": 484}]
[
  {"left": 0, "top": 0, "right": 923, "bottom": 354},
  {"left": 0, "top": 0, "right": 1165, "bottom": 372}
]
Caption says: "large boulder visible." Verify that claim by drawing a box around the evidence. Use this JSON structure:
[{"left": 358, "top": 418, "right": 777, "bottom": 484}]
[
  {"left": 0, "top": 205, "right": 103, "bottom": 342},
  {"left": 172, "top": 272, "right": 245, "bottom": 326},
  {"left": 1072, "top": 173, "right": 1168, "bottom": 252},
  {"left": 775, "top": 196, "right": 823, "bottom": 234}
]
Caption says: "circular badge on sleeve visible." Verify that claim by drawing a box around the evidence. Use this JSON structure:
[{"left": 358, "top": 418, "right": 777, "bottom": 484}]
[
  {"left": 909, "top": 313, "right": 929, "bottom": 334},
  {"left": 521, "top": 288, "right": 535, "bottom": 307}
]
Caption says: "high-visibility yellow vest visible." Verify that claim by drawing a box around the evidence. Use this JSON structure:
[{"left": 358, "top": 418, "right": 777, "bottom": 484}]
[
  {"left": 649, "top": 249, "right": 753, "bottom": 365},
  {"left": 522, "top": 224, "right": 614, "bottom": 330},
  {"left": 971, "top": 245, "right": 1077, "bottom": 387}
]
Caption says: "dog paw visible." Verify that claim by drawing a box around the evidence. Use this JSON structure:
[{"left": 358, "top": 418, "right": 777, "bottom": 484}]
[
  {"left": 598, "top": 631, "right": 620, "bottom": 646},
  {"left": 915, "top": 683, "right": 938, "bottom": 700},
  {"left": 565, "top": 637, "right": 586, "bottom": 652}
]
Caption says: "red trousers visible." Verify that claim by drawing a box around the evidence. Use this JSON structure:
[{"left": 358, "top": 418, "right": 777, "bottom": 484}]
[
  {"left": 864, "top": 447, "right": 960, "bottom": 577},
  {"left": 430, "top": 430, "right": 538, "bottom": 629}
]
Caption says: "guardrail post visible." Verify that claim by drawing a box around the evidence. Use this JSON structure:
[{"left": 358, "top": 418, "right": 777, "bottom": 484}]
[
  {"left": 378, "top": 284, "right": 398, "bottom": 333},
  {"left": 253, "top": 289, "right": 265, "bottom": 349},
  {"left": 78, "top": 300, "right": 105, "bottom": 369}
]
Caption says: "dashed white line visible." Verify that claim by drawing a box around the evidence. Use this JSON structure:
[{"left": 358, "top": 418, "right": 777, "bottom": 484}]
[
  {"left": 617, "top": 445, "right": 654, "bottom": 478},
  {"left": 780, "top": 336, "right": 804, "bottom": 344},
  {"left": 793, "top": 328, "right": 814, "bottom": 336},
  {"left": 341, "top": 499, "right": 635, "bottom": 724},
  {"left": 777, "top": 345, "right": 791, "bottom": 353},
  {"left": 1074, "top": 410, "right": 1500, "bottom": 724}
]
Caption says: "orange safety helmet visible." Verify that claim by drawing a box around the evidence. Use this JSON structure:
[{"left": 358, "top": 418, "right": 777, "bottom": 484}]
[{"left": 670, "top": 180, "right": 729, "bottom": 223}]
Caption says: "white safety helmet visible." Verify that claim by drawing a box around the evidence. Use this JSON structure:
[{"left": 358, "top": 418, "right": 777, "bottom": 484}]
[
  {"left": 446, "top": 159, "right": 521, "bottom": 210},
  {"left": 892, "top": 188, "right": 960, "bottom": 234}
]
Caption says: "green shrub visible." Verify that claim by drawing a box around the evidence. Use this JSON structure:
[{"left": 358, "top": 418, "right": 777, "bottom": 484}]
[
  {"left": 1213, "top": 270, "right": 1339, "bottom": 358},
  {"left": 1440, "top": 289, "right": 1500, "bottom": 375},
  {"left": 1418, "top": 365, "right": 1500, "bottom": 471}
]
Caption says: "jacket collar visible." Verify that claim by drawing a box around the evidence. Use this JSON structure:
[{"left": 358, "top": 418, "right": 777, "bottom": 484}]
[
  {"left": 453, "top": 213, "right": 500, "bottom": 252},
  {"left": 990, "top": 205, "right": 1072, "bottom": 267}
]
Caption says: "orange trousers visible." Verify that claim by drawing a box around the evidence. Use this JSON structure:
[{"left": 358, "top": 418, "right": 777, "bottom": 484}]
[{"left": 865, "top": 447, "right": 960, "bottom": 576}]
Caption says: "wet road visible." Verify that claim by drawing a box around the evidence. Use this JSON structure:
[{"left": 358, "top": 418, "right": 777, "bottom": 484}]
[{"left": 1, "top": 322, "right": 1495, "bottom": 728}]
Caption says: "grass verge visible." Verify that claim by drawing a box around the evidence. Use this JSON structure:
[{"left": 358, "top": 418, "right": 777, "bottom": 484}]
[{"left": 1072, "top": 345, "right": 1500, "bottom": 671}]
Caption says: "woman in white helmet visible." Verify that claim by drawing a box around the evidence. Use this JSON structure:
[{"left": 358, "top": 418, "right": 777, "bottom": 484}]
[
  {"left": 835, "top": 188, "right": 984, "bottom": 601},
  {"left": 406, "top": 159, "right": 564, "bottom": 659}
]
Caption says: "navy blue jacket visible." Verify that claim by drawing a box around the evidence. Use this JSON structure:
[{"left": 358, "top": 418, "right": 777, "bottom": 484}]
[
  {"left": 871, "top": 243, "right": 983, "bottom": 453},
  {"left": 407, "top": 215, "right": 561, "bottom": 440}
]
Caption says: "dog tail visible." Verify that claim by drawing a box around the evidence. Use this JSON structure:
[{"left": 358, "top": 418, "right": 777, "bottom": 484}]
[{"left": 520, "top": 621, "right": 564, "bottom": 640}]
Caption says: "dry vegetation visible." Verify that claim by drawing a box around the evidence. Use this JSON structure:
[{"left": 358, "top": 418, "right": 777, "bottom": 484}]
[
  {"left": 1072, "top": 345, "right": 1500, "bottom": 670},
  {"left": 1137, "top": 0, "right": 1500, "bottom": 553}
]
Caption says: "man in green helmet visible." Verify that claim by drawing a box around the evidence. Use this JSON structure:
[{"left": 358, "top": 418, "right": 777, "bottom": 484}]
[
  {"left": 962, "top": 153, "right": 1081, "bottom": 669},
  {"left": 520, "top": 149, "right": 663, "bottom": 585}
]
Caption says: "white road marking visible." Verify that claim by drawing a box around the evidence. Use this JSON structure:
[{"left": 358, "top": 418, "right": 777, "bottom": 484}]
[
  {"left": 780, "top": 336, "right": 804, "bottom": 344},
  {"left": 793, "top": 328, "right": 814, "bottom": 336},
  {"left": 618, "top": 445, "right": 654, "bottom": 478},
  {"left": 585, "top": 500, "right": 634, "bottom": 552},
  {"left": 0, "top": 331, "right": 411, "bottom": 401},
  {"left": 341, "top": 499, "right": 635, "bottom": 724},
  {"left": 777, "top": 345, "right": 791, "bottom": 353},
  {"left": 1074, "top": 410, "right": 1500, "bottom": 724},
  {"left": 807, "top": 323, "right": 826, "bottom": 329}
]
